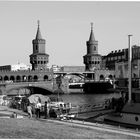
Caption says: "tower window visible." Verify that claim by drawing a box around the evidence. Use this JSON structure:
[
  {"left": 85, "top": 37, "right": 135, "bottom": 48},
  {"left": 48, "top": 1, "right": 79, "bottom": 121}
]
[
  {"left": 94, "top": 46, "right": 96, "bottom": 51},
  {"left": 36, "top": 45, "right": 38, "bottom": 51}
]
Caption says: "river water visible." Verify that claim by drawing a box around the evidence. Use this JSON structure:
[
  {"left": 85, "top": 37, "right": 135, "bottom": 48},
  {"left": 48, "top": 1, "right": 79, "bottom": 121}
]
[{"left": 49, "top": 92, "right": 121, "bottom": 107}]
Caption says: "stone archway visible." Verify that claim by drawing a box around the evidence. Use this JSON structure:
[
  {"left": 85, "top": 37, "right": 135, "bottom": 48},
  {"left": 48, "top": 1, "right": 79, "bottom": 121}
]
[
  {"left": 0, "top": 76, "right": 3, "bottom": 82},
  {"left": 4, "top": 76, "right": 9, "bottom": 81},
  {"left": 108, "top": 74, "right": 113, "bottom": 80},
  {"left": 22, "top": 75, "right": 27, "bottom": 82},
  {"left": 28, "top": 75, "right": 33, "bottom": 82},
  {"left": 44, "top": 75, "right": 48, "bottom": 81},
  {"left": 0, "top": 89, "right": 2, "bottom": 95},
  {"left": 33, "top": 75, "right": 38, "bottom": 82},
  {"left": 7, "top": 86, "right": 53, "bottom": 96},
  {"left": 100, "top": 75, "right": 104, "bottom": 80},
  {"left": 16, "top": 75, "right": 21, "bottom": 82},
  {"left": 10, "top": 75, "right": 15, "bottom": 82}
]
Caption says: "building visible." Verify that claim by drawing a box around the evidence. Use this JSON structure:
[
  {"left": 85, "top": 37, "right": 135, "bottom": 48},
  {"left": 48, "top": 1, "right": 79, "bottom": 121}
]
[
  {"left": 114, "top": 45, "right": 140, "bottom": 88},
  {"left": 11, "top": 63, "right": 32, "bottom": 71},
  {"left": 30, "top": 20, "right": 49, "bottom": 71},
  {"left": 115, "top": 46, "right": 140, "bottom": 79},
  {"left": 102, "top": 49, "right": 128, "bottom": 70},
  {"left": 51, "top": 65, "right": 61, "bottom": 72},
  {"left": 83, "top": 23, "right": 102, "bottom": 71},
  {"left": 103, "top": 45, "right": 140, "bottom": 70},
  {"left": 0, "top": 63, "right": 32, "bottom": 72},
  {"left": 0, "top": 65, "right": 11, "bottom": 71}
]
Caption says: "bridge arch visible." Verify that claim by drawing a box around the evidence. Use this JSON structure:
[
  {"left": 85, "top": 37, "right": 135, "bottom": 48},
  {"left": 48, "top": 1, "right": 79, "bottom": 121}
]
[
  {"left": 44, "top": 75, "right": 48, "bottom": 81},
  {"left": 100, "top": 74, "right": 105, "bottom": 80},
  {"left": 16, "top": 75, "right": 21, "bottom": 82},
  {"left": 28, "top": 75, "right": 32, "bottom": 82},
  {"left": 10, "top": 75, "right": 15, "bottom": 82},
  {"left": 108, "top": 74, "right": 113, "bottom": 80},
  {"left": 7, "top": 85, "right": 53, "bottom": 95},
  {"left": 0, "top": 76, "right": 3, "bottom": 81},
  {"left": 33, "top": 75, "right": 38, "bottom": 82},
  {"left": 4, "top": 75, "right": 9, "bottom": 81},
  {"left": 22, "top": 75, "right": 27, "bottom": 82}
]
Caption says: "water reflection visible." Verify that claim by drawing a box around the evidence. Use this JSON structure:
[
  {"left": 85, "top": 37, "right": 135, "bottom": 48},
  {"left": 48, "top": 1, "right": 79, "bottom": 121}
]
[{"left": 49, "top": 92, "right": 120, "bottom": 106}]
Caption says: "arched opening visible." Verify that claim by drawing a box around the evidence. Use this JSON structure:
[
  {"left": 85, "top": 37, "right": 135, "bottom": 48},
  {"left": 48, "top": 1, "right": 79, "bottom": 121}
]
[
  {"left": 33, "top": 75, "right": 38, "bottom": 82},
  {"left": 16, "top": 75, "right": 21, "bottom": 82},
  {"left": 22, "top": 75, "right": 27, "bottom": 82},
  {"left": 28, "top": 86, "right": 53, "bottom": 95},
  {"left": 100, "top": 75, "right": 104, "bottom": 81},
  {"left": 0, "top": 76, "right": 3, "bottom": 82},
  {"left": 0, "top": 89, "right": 2, "bottom": 95},
  {"left": 4, "top": 76, "right": 9, "bottom": 81},
  {"left": 108, "top": 75, "right": 113, "bottom": 80},
  {"left": 10, "top": 76, "right": 15, "bottom": 82},
  {"left": 28, "top": 75, "right": 32, "bottom": 82},
  {"left": 44, "top": 75, "right": 48, "bottom": 81},
  {"left": 7, "top": 86, "right": 53, "bottom": 96}
]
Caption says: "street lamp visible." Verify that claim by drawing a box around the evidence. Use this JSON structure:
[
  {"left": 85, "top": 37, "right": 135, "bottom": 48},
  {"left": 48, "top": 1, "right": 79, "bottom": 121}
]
[{"left": 128, "top": 34, "right": 132, "bottom": 103}]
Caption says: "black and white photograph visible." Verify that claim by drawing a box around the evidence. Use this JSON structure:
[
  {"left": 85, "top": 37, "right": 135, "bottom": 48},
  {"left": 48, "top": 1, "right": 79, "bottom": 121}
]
[{"left": 0, "top": 0, "right": 140, "bottom": 139}]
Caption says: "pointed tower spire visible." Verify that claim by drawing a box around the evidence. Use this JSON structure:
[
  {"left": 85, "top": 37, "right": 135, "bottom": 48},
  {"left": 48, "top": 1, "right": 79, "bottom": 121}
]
[
  {"left": 89, "top": 22, "right": 95, "bottom": 42},
  {"left": 30, "top": 21, "right": 49, "bottom": 71},
  {"left": 36, "top": 20, "right": 42, "bottom": 39}
]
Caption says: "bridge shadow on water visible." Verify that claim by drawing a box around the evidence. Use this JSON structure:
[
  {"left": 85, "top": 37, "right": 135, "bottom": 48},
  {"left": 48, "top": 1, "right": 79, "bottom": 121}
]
[{"left": 28, "top": 86, "right": 53, "bottom": 95}]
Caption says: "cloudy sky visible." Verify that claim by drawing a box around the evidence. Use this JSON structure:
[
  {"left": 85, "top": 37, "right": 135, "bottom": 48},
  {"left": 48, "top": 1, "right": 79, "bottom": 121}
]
[{"left": 0, "top": 1, "right": 140, "bottom": 67}]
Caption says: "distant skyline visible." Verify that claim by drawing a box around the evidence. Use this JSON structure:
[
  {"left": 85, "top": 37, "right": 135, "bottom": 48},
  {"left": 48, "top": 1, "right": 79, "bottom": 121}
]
[{"left": 0, "top": 1, "right": 140, "bottom": 67}]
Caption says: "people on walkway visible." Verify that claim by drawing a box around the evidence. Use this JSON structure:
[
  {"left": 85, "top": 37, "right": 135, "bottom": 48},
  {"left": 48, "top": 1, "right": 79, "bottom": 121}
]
[
  {"left": 35, "top": 101, "right": 42, "bottom": 118},
  {"left": 27, "top": 103, "right": 32, "bottom": 118},
  {"left": 44, "top": 101, "right": 50, "bottom": 119},
  {"left": 44, "top": 101, "right": 48, "bottom": 119},
  {"left": 11, "top": 112, "right": 17, "bottom": 118}
]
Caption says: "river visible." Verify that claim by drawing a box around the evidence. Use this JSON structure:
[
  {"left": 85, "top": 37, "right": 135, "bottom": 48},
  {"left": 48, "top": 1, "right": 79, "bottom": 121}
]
[{"left": 48, "top": 92, "right": 121, "bottom": 107}]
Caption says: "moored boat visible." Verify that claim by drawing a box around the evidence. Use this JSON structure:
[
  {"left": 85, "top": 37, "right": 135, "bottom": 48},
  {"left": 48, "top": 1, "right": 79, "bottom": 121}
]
[{"left": 83, "top": 80, "right": 114, "bottom": 94}]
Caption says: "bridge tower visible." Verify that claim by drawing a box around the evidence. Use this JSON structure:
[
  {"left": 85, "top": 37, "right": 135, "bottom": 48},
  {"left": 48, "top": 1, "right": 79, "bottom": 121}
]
[
  {"left": 30, "top": 20, "right": 49, "bottom": 70},
  {"left": 83, "top": 23, "right": 102, "bottom": 71}
]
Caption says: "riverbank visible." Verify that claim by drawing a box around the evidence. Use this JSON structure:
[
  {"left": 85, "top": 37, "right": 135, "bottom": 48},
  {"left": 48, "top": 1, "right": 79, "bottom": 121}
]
[
  {"left": 0, "top": 106, "right": 140, "bottom": 139},
  {"left": 0, "top": 116, "right": 139, "bottom": 139}
]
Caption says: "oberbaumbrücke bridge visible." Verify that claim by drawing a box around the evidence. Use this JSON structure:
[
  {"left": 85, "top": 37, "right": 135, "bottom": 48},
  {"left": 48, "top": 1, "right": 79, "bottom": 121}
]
[{"left": 0, "top": 69, "right": 115, "bottom": 95}]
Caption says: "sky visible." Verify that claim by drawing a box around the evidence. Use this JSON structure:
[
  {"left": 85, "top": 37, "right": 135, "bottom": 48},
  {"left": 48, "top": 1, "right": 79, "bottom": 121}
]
[{"left": 0, "top": 1, "right": 140, "bottom": 67}]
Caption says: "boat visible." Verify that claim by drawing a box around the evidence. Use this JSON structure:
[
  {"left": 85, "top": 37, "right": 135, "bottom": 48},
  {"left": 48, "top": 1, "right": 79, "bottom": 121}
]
[
  {"left": 68, "top": 82, "right": 84, "bottom": 93},
  {"left": 69, "top": 82, "right": 84, "bottom": 89},
  {"left": 103, "top": 35, "right": 140, "bottom": 128},
  {"left": 83, "top": 80, "right": 114, "bottom": 93},
  {"left": 67, "top": 79, "right": 114, "bottom": 94}
]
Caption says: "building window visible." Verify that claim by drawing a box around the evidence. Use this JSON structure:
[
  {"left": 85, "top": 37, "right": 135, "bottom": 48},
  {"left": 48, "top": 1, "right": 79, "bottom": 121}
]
[
  {"left": 135, "top": 116, "right": 138, "bottom": 122},
  {"left": 94, "top": 46, "right": 96, "bottom": 51},
  {"left": 36, "top": 45, "right": 38, "bottom": 51}
]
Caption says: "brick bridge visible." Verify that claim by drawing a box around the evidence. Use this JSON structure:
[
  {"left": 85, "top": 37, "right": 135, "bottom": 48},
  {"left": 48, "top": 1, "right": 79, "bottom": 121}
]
[{"left": 0, "top": 69, "right": 115, "bottom": 95}]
